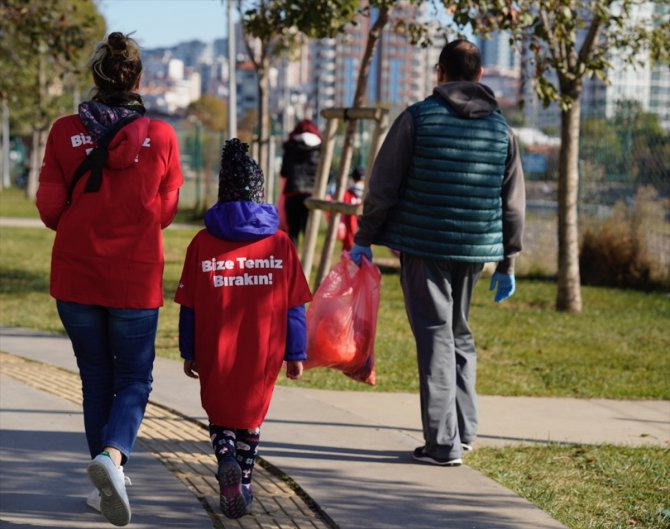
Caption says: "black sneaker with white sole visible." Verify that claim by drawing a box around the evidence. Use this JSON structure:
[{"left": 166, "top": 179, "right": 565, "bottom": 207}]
[
  {"left": 217, "top": 457, "right": 248, "bottom": 519},
  {"left": 412, "top": 446, "right": 463, "bottom": 466}
]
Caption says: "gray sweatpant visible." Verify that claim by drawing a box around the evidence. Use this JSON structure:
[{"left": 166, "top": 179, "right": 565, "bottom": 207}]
[{"left": 400, "top": 254, "right": 484, "bottom": 460}]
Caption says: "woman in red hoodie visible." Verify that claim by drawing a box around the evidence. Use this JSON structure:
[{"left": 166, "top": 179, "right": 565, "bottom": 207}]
[{"left": 36, "top": 32, "right": 183, "bottom": 527}]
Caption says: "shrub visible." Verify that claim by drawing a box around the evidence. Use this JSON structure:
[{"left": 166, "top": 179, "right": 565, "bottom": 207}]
[
  {"left": 580, "top": 187, "right": 668, "bottom": 290},
  {"left": 580, "top": 218, "right": 652, "bottom": 289}
]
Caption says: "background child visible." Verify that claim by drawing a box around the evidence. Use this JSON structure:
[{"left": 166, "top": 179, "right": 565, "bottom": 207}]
[
  {"left": 338, "top": 166, "right": 365, "bottom": 252},
  {"left": 175, "top": 139, "right": 312, "bottom": 519}
]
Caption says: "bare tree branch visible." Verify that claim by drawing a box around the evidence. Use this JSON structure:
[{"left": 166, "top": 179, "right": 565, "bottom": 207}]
[
  {"left": 539, "top": 5, "right": 562, "bottom": 63},
  {"left": 577, "top": 14, "right": 603, "bottom": 67}
]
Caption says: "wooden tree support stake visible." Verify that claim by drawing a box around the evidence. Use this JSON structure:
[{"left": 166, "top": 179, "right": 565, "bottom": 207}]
[{"left": 300, "top": 107, "right": 389, "bottom": 289}]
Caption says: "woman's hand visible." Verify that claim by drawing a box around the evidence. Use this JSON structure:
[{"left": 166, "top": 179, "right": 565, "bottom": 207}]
[{"left": 183, "top": 359, "right": 199, "bottom": 379}]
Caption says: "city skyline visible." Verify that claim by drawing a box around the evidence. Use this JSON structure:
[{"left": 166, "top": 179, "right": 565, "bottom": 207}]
[{"left": 111, "top": 1, "right": 668, "bottom": 136}]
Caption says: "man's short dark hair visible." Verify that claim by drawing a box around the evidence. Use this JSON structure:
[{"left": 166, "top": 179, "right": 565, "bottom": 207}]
[{"left": 438, "top": 39, "right": 481, "bottom": 82}]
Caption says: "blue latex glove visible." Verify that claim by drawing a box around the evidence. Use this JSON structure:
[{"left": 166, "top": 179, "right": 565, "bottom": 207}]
[
  {"left": 350, "top": 244, "right": 372, "bottom": 266},
  {"left": 489, "top": 272, "right": 516, "bottom": 303}
]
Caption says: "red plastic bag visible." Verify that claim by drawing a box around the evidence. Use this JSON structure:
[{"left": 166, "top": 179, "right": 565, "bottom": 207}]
[{"left": 305, "top": 252, "right": 381, "bottom": 385}]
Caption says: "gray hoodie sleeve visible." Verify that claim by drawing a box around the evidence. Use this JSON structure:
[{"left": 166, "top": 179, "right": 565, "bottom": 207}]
[
  {"left": 496, "top": 131, "right": 526, "bottom": 275},
  {"left": 354, "top": 110, "right": 415, "bottom": 246}
]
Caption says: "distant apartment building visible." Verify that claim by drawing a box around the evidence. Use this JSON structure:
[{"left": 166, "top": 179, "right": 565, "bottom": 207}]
[
  {"left": 236, "top": 61, "right": 260, "bottom": 122},
  {"left": 275, "top": 48, "right": 313, "bottom": 130},
  {"left": 482, "top": 66, "right": 522, "bottom": 109},
  {"left": 480, "top": 30, "right": 520, "bottom": 70},
  {"left": 307, "top": 38, "right": 337, "bottom": 121},
  {"left": 477, "top": 31, "right": 523, "bottom": 111},
  {"left": 304, "top": 3, "right": 443, "bottom": 127},
  {"left": 199, "top": 58, "right": 229, "bottom": 98},
  {"left": 135, "top": 0, "right": 667, "bottom": 139},
  {"left": 171, "top": 39, "right": 214, "bottom": 67},
  {"left": 141, "top": 50, "right": 202, "bottom": 114},
  {"left": 650, "top": 66, "right": 670, "bottom": 132},
  {"left": 586, "top": 1, "right": 670, "bottom": 131},
  {"left": 135, "top": 5, "right": 449, "bottom": 128},
  {"left": 511, "top": 2, "right": 670, "bottom": 132}
]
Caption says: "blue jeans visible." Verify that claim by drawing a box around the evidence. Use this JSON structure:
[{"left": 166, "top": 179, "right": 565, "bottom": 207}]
[{"left": 56, "top": 301, "right": 158, "bottom": 464}]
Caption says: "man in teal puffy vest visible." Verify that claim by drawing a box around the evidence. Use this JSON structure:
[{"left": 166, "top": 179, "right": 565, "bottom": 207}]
[{"left": 351, "top": 39, "right": 525, "bottom": 466}]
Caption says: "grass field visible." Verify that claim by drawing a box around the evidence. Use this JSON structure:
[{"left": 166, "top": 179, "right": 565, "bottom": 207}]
[
  {"left": 1, "top": 187, "right": 668, "bottom": 529},
  {"left": 2, "top": 221, "right": 667, "bottom": 399}
]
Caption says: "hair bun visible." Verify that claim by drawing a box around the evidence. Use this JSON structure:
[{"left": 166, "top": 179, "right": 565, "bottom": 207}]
[
  {"left": 89, "top": 32, "right": 143, "bottom": 97},
  {"left": 107, "top": 32, "right": 126, "bottom": 49}
]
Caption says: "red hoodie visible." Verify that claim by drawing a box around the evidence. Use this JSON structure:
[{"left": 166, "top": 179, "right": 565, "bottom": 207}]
[{"left": 37, "top": 114, "right": 183, "bottom": 308}]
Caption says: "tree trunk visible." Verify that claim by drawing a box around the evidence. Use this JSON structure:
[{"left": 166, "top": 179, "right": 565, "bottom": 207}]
[
  {"left": 26, "top": 128, "right": 45, "bottom": 200},
  {"left": 314, "top": 6, "right": 390, "bottom": 286},
  {"left": 26, "top": 46, "right": 48, "bottom": 200},
  {"left": 338, "top": 5, "right": 389, "bottom": 198},
  {"left": 257, "top": 57, "right": 272, "bottom": 202},
  {"left": 556, "top": 97, "right": 582, "bottom": 313},
  {"left": 2, "top": 97, "right": 10, "bottom": 189}
]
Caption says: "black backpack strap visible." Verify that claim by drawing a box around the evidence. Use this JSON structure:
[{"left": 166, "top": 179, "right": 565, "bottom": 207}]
[{"left": 67, "top": 113, "right": 142, "bottom": 204}]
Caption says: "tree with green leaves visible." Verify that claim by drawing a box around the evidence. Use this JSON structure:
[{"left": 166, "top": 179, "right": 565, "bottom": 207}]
[
  {"left": 187, "top": 95, "right": 229, "bottom": 132},
  {"left": 236, "top": 0, "right": 359, "bottom": 195},
  {"left": 321, "top": 0, "right": 449, "bottom": 184},
  {"left": 0, "top": 0, "right": 104, "bottom": 198},
  {"left": 581, "top": 100, "right": 670, "bottom": 192},
  {"left": 237, "top": 0, "right": 449, "bottom": 195},
  {"left": 450, "top": 0, "right": 670, "bottom": 312},
  {"left": 185, "top": 95, "right": 230, "bottom": 212}
]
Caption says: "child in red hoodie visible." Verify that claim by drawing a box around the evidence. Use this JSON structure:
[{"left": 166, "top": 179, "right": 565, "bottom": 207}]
[{"left": 175, "top": 139, "right": 311, "bottom": 519}]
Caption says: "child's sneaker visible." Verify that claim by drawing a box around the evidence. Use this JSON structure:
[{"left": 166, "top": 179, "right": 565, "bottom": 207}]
[
  {"left": 87, "top": 454, "right": 132, "bottom": 526},
  {"left": 242, "top": 484, "right": 254, "bottom": 510},
  {"left": 462, "top": 443, "right": 474, "bottom": 452},
  {"left": 412, "top": 446, "right": 462, "bottom": 466},
  {"left": 217, "top": 457, "right": 248, "bottom": 519}
]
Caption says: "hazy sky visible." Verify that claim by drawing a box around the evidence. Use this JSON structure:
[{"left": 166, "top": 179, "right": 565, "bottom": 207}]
[{"left": 97, "top": 0, "right": 232, "bottom": 49}]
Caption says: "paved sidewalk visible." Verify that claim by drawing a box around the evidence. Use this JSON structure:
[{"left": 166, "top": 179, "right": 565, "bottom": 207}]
[
  {"left": 1, "top": 326, "right": 668, "bottom": 529},
  {"left": 0, "top": 372, "right": 211, "bottom": 529}
]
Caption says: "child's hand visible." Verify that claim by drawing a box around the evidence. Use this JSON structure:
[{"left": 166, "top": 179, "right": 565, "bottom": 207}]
[
  {"left": 286, "top": 361, "right": 303, "bottom": 380},
  {"left": 183, "top": 359, "right": 199, "bottom": 379}
]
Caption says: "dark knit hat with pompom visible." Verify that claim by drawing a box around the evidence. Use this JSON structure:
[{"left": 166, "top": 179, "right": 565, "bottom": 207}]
[{"left": 218, "top": 139, "right": 265, "bottom": 203}]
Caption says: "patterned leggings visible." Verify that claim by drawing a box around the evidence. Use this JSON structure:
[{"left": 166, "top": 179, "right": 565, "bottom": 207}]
[{"left": 209, "top": 424, "right": 260, "bottom": 485}]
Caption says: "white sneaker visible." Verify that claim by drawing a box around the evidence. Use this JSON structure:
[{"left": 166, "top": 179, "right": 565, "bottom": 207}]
[
  {"left": 87, "top": 487, "right": 101, "bottom": 512},
  {"left": 86, "top": 468, "right": 131, "bottom": 513},
  {"left": 87, "top": 455, "right": 132, "bottom": 526}
]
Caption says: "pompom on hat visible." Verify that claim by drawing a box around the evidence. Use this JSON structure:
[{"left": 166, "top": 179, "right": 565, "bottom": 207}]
[{"left": 218, "top": 139, "right": 265, "bottom": 203}]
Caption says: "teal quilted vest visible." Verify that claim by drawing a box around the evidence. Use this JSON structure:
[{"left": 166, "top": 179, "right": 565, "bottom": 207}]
[{"left": 375, "top": 95, "right": 510, "bottom": 262}]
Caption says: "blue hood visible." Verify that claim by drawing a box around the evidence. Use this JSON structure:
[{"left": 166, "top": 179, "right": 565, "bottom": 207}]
[{"left": 204, "top": 201, "right": 279, "bottom": 242}]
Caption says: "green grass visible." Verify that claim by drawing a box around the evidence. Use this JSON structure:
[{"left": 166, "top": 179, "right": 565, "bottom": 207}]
[
  {"left": 2, "top": 187, "right": 668, "bottom": 529},
  {"left": 0, "top": 187, "right": 39, "bottom": 218},
  {"left": 1, "top": 222, "right": 668, "bottom": 399},
  {"left": 467, "top": 444, "right": 670, "bottom": 529},
  {"left": 472, "top": 280, "right": 670, "bottom": 399}
]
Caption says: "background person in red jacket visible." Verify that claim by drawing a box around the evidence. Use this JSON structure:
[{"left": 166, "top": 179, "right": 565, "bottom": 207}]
[
  {"left": 176, "top": 139, "right": 311, "bottom": 519},
  {"left": 36, "top": 32, "right": 183, "bottom": 527}
]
